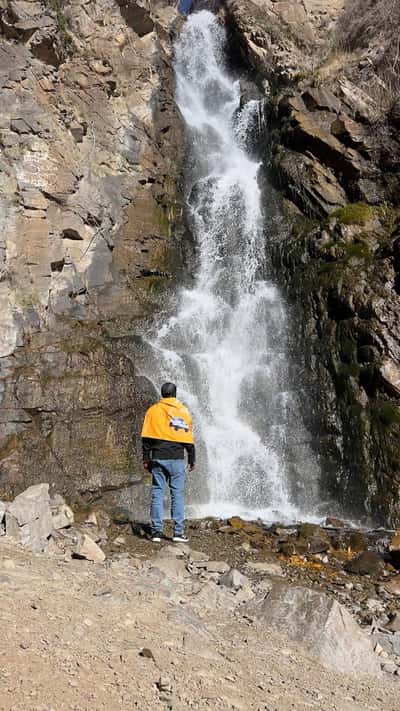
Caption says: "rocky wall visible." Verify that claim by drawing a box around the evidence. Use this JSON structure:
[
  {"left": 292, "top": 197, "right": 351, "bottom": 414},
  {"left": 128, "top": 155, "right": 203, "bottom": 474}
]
[
  {"left": 0, "top": 0, "right": 188, "bottom": 505},
  {"left": 223, "top": 0, "right": 400, "bottom": 525}
]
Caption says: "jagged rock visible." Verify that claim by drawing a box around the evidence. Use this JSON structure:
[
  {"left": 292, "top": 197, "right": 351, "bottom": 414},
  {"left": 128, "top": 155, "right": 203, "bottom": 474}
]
[
  {"left": 0, "top": 500, "right": 6, "bottom": 535},
  {"left": 50, "top": 494, "right": 74, "bottom": 530},
  {"left": 5, "top": 484, "right": 53, "bottom": 553},
  {"left": 378, "top": 360, "right": 400, "bottom": 398},
  {"left": 302, "top": 87, "right": 341, "bottom": 114},
  {"left": 385, "top": 612, "right": 400, "bottom": 632},
  {"left": 206, "top": 561, "right": 230, "bottom": 574},
  {"left": 249, "top": 584, "right": 381, "bottom": 675},
  {"left": 330, "top": 114, "right": 372, "bottom": 157},
  {"left": 273, "top": 145, "right": 347, "bottom": 217},
  {"left": 344, "top": 551, "right": 385, "bottom": 576},
  {"left": 384, "top": 576, "right": 400, "bottom": 596},
  {"left": 219, "top": 568, "right": 250, "bottom": 590},
  {"left": 115, "top": 0, "right": 154, "bottom": 36},
  {"left": 73, "top": 533, "right": 105, "bottom": 563},
  {"left": 157, "top": 544, "right": 191, "bottom": 559}
]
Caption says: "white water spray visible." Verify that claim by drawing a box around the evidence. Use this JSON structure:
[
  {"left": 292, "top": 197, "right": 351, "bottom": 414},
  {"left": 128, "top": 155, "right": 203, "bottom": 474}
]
[{"left": 142, "top": 12, "right": 321, "bottom": 523}]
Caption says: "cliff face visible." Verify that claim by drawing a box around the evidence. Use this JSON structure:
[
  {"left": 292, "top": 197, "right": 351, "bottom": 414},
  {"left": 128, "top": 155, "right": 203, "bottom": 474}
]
[
  {"left": 0, "top": 0, "right": 186, "bottom": 505},
  {"left": 224, "top": 0, "right": 400, "bottom": 525}
]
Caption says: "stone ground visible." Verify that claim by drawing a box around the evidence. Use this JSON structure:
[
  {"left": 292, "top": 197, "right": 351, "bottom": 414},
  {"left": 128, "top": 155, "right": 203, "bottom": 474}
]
[{"left": 1, "top": 531, "right": 399, "bottom": 711}]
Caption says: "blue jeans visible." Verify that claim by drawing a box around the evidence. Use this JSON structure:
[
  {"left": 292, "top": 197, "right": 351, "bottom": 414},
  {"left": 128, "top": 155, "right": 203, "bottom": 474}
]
[{"left": 151, "top": 459, "right": 186, "bottom": 536}]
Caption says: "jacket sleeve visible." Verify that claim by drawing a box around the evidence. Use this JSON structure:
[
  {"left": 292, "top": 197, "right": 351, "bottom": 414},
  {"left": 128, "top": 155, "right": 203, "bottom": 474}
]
[
  {"left": 142, "top": 437, "right": 153, "bottom": 462},
  {"left": 184, "top": 443, "right": 195, "bottom": 466}
]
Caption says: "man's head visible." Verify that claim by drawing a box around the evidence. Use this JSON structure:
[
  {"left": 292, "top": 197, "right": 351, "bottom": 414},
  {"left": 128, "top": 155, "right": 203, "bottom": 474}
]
[{"left": 161, "top": 382, "right": 177, "bottom": 398}]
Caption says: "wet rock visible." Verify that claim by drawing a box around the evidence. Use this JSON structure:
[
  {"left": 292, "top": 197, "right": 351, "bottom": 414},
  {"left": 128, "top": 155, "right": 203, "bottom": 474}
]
[
  {"left": 73, "top": 533, "right": 105, "bottom": 563},
  {"left": 5, "top": 484, "right": 53, "bottom": 553},
  {"left": 348, "top": 532, "right": 368, "bottom": 553},
  {"left": 249, "top": 583, "right": 381, "bottom": 675},
  {"left": 219, "top": 568, "right": 250, "bottom": 591},
  {"left": 227, "top": 517, "right": 262, "bottom": 535},
  {"left": 325, "top": 516, "right": 345, "bottom": 528},
  {"left": 344, "top": 551, "right": 385, "bottom": 576}
]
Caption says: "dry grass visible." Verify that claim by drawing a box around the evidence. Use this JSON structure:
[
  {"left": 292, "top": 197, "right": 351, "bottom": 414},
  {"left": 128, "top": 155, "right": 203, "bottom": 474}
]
[{"left": 335, "top": 0, "right": 400, "bottom": 108}]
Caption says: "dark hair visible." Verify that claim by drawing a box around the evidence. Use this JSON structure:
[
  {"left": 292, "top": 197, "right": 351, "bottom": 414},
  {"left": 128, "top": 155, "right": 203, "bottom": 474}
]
[{"left": 161, "top": 382, "right": 177, "bottom": 398}]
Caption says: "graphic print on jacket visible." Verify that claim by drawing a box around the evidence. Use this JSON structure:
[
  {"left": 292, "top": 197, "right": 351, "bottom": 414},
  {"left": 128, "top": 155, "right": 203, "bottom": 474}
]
[{"left": 141, "top": 397, "right": 195, "bottom": 465}]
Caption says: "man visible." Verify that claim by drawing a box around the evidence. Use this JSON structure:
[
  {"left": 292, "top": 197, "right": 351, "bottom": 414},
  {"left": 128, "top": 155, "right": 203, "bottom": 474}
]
[{"left": 141, "top": 382, "right": 195, "bottom": 543}]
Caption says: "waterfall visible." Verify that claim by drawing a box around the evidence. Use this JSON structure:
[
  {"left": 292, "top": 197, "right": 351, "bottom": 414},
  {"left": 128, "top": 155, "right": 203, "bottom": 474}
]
[{"left": 142, "top": 11, "right": 322, "bottom": 523}]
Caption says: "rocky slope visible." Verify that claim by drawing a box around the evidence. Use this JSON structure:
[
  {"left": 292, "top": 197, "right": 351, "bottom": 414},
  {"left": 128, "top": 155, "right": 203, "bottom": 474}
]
[
  {"left": 0, "top": 0, "right": 187, "bottom": 506},
  {"left": 221, "top": 0, "right": 400, "bottom": 525},
  {"left": 1, "top": 502, "right": 400, "bottom": 710}
]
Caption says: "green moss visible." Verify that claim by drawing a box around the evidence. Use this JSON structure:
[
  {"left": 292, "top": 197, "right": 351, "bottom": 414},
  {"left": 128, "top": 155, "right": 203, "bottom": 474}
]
[
  {"left": 371, "top": 401, "right": 400, "bottom": 427},
  {"left": 331, "top": 203, "right": 375, "bottom": 226}
]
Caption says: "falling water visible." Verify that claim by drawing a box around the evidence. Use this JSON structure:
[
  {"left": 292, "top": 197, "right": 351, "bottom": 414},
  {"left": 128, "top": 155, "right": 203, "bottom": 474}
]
[{"left": 142, "top": 11, "right": 321, "bottom": 523}]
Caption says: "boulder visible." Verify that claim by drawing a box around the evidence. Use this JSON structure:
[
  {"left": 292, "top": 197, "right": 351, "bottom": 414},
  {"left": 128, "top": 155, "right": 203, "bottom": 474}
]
[
  {"left": 302, "top": 87, "right": 341, "bottom": 114},
  {"left": 219, "top": 568, "right": 250, "bottom": 590},
  {"left": 385, "top": 612, "right": 400, "bottom": 632},
  {"left": 245, "top": 561, "right": 284, "bottom": 577},
  {"left": 250, "top": 584, "right": 381, "bottom": 675},
  {"left": 273, "top": 145, "right": 347, "bottom": 217},
  {"left": 151, "top": 557, "right": 190, "bottom": 582},
  {"left": 6, "top": 484, "right": 53, "bottom": 553},
  {"left": 73, "top": 533, "right": 105, "bottom": 563},
  {"left": 50, "top": 494, "right": 74, "bottom": 530},
  {"left": 344, "top": 551, "right": 385, "bottom": 576}
]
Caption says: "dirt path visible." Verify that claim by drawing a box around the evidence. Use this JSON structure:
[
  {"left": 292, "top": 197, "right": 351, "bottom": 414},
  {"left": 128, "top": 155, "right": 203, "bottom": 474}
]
[{"left": 0, "top": 536, "right": 399, "bottom": 711}]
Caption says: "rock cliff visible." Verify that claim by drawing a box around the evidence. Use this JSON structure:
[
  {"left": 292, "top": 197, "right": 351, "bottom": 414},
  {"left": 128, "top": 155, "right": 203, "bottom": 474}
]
[
  {"left": 0, "top": 0, "right": 186, "bottom": 505},
  {"left": 223, "top": 0, "right": 400, "bottom": 524}
]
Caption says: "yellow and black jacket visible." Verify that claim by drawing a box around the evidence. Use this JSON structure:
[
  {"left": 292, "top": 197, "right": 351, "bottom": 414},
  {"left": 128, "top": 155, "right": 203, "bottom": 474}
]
[{"left": 141, "top": 397, "right": 195, "bottom": 465}]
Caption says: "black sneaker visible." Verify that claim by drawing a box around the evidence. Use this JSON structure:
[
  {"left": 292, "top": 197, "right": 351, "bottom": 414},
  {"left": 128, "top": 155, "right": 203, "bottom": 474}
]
[
  {"left": 151, "top": 532, "right": 162, "bottom": 543},
  {"left": 172, "top": 535, "right": 189, "bottom": 543}
]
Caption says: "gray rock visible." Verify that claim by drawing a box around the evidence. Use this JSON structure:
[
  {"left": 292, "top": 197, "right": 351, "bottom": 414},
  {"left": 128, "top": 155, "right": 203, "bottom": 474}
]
[
  {"left": 206, "top": 561, "right": 230, "bottom": 574},
  {"left": 73, "top": 533, "right": 105, "bottom": 563},
  {"left": 249, "top": 584, "right": 381, "bottom": 676},
  {"left": 6, "top": 484, "right": 53, "bottom": 553},
  {"left": 50, "top": 494, "right": 74, "bottom": 530},
  {"left": 385, "top": 613, "right": 400, "bottom": 633},
  {"left": 382, "top": 662, "right": 398, "bottom": 674},
  {"left": 245, "top": 561, "right": 284, "bottom": 577},
  {"left": 0, "top": 500, "right": 6, "bottom": 535},
  {"left": 151, "top": 557, "right": 190, "bottom": 582},
  {"left": 373, "top": 632, "right": 394, "bottom": 655},
  {"left": 219, "top": 568, "right": 250, "bottom": 590}
]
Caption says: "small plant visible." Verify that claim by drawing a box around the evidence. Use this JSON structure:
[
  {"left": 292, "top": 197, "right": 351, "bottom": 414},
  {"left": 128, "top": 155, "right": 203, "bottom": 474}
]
[{"left": 331, "top": 203, "right": 375, "bottom": 226}]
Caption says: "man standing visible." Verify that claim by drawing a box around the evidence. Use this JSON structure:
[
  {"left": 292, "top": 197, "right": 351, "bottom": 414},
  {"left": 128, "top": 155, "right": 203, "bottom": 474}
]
[{"left": 141, "top": 382, "right": 195, "bottom": 543}]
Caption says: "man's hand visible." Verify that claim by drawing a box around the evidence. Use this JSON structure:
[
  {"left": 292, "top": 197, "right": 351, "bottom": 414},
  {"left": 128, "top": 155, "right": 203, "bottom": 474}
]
[{"left": 143, "top": 460, "right": 151, "bottom": 471}]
